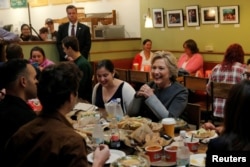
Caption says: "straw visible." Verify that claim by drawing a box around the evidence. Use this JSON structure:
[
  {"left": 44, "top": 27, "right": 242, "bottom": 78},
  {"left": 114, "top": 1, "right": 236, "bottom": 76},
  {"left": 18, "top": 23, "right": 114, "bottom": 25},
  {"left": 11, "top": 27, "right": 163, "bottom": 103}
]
[{"left": 191, "top": 133, "right": 194, "bottom": 142}]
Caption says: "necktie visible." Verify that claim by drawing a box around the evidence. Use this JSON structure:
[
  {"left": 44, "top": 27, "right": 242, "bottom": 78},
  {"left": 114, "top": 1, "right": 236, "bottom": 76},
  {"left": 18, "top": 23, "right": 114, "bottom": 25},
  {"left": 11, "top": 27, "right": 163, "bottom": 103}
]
[{"left": 71, "top": 25, "right": 75, "bottom": 36}]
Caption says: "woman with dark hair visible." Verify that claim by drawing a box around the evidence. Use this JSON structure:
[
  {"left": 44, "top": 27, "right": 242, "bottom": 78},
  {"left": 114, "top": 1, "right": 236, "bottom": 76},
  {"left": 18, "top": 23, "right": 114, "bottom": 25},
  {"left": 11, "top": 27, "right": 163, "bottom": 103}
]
[
  {"left": 29, "top": 46, "right": 54, "bottom": 71},
  {"left": 92, "top": 59, "right": 135, "bottom": 114},
  {"left": 132, "top": 39, "right": 153, "bottom": 71},
  {"left": 177, "top": 39, "right": 204, "bottom": 76},
  {"left": 206, "top": 43, "right": 245, "bottom": 118},
  {"left": 20, "top": 24, "right": 40, "bottom": 41},
  {"left": 206, "top": 80, "right": 250, "bottom": 166},
  {"left": 128, "top": 51, "right": 188, "bottom": 122}
]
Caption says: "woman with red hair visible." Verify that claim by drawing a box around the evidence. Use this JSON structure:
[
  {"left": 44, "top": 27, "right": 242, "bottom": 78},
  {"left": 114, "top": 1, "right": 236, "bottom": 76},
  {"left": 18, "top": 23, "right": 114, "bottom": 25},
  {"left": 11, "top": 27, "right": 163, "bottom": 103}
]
[{"left": 206, "top": 43, "right": 245, "bottom": 118}]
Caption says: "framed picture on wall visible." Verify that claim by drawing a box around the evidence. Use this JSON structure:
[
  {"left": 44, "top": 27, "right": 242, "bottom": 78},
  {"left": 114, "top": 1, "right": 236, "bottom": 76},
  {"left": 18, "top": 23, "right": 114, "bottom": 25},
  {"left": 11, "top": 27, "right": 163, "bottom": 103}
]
[
  {"left": 166, "top": 9, "right": 183, "bottom": 27},
  {"left": 152, "top": 8, "right": 164, "bottom": 28},
  {"left": 219, "top": 6, "right": 239, "bottom": 24},
  {"left": 186, "top": 6, "right": 199, "bottom": 26},
  {"left": 201, "top": 7, "right": 218, "bottom": 24}
]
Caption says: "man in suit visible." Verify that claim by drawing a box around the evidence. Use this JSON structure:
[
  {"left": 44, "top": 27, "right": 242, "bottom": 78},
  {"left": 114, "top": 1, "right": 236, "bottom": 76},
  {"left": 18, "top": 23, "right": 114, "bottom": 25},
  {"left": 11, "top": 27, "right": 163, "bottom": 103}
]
[{"left": 56, "top": 5, "right": 91, "bottom": 61}]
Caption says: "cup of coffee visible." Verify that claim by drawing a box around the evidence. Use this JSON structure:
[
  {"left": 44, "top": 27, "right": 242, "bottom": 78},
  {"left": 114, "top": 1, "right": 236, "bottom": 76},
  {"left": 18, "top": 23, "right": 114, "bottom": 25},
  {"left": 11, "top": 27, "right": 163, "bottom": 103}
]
[
  {"left": 164, "top": 145, "right": 177, "bottom": 162},
  {"left": 133, "top": 63, "right": 139, "bottom": 71},
  {"left": 162, "top": 118, "right": 176, "bottom": 138},
  {"left": 184, "top": 138, "right": 199, "bottom": 152}
]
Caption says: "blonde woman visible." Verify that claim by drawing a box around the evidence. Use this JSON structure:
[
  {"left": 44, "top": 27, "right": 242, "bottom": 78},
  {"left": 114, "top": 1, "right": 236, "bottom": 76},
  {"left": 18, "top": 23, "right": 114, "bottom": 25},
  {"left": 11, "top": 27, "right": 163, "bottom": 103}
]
[{"left": 128, "top": 51, "right": 188, "bottom": 122}]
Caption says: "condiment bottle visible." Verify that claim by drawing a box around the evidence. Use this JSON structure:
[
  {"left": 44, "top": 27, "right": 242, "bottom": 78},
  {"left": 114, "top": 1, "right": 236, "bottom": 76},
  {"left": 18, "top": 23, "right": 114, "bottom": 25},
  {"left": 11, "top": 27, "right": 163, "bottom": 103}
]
[{"left": 109, "top": 117, "right": 121, "bottom": 149}]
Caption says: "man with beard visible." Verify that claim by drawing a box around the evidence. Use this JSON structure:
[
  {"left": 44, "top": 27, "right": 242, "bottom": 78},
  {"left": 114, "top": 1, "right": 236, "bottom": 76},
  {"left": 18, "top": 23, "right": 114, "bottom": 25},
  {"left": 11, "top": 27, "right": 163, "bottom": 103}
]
[{"left": 0, "top": 59, "right": 37, "bottom": 161}]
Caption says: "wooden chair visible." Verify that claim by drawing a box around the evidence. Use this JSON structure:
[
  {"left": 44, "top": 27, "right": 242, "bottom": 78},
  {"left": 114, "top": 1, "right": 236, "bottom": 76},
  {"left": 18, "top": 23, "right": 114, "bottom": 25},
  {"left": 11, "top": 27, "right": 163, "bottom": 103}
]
[
  {"left": 181, "top": 103, "right": 201, "bottom": 130},
  {"left": 128, "top": 70, "right": 150, "bottom": 91},
  {"left": 210, "top": 81, "right": 234, "bottom": 112},
  {"left": 183, "top": 76, "right": 211, "bottom": 121},
  {"left": 128, "top": 70, "right": 150, "bottom": 83},
  {"left": 115, "top": 68, "right": 129, "bottom": 81}
]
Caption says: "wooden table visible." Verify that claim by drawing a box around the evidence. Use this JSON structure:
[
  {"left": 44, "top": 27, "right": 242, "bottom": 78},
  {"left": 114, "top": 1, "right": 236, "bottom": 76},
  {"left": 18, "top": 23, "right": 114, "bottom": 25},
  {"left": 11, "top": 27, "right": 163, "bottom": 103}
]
[{"left": 83, "top": 106, "right": 208, "bottom": 166}]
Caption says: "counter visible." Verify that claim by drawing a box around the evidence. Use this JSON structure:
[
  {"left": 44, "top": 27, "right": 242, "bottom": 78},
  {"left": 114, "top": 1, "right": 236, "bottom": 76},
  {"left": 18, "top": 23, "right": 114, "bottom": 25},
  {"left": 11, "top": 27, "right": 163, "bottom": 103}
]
[{"left": 19, "top": 38, "right": 141, "bottom": 63}]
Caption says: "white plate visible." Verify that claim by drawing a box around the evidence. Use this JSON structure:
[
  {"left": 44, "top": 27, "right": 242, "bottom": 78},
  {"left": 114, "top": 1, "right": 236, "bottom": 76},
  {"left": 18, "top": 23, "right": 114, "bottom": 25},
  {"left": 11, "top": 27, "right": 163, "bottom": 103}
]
[
  {"left": 87, "top": 149, "right": 126, "bottom": 164},
  {"left": 186, "top": 130, "right": 218, "bottom": 139},
  {"left": 190, "top": 154, "right": 206, "bottom": 167}
]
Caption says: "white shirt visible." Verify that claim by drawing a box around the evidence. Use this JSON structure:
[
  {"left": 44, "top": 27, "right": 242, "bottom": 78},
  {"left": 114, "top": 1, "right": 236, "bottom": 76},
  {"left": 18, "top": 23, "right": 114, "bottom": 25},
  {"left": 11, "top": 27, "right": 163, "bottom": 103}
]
[
  {"left": 140, "top": 51, "right": 153, "bottom": 71},
  {"left": 68, "top": 22, "right": 77, "bottom": 36}
]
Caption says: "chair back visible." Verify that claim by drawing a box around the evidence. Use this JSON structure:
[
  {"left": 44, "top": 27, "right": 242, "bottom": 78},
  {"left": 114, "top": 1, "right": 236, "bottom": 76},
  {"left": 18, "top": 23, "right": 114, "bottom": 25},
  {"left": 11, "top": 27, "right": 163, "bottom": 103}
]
[
  {"left": 183, "top": 76, "right": 211, "bottom": 121},
  {"left": 184, "top": 76, "right": 208, "bottom": 91},
  {"left": 211, "top": 82, "right": 234, "bottom": 99},
  {"left": 181, "top": 103, "right": 201, "bottom": 130},
  {"left": 115, "top": 68, "right": 129, "bottom": 81},
  {"left": 128, "top": 70, "right": 150, "bottom": 83},
  {"left": 210, "top": 82, "right": 234, "bottom": 123}
]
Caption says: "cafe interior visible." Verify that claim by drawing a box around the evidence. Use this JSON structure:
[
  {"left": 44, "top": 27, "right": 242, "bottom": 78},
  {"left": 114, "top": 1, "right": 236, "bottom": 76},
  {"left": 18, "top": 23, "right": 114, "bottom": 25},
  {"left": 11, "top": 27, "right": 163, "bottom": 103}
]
[{"left": 1, "top": 0, "right": 250, "bottom": 166}]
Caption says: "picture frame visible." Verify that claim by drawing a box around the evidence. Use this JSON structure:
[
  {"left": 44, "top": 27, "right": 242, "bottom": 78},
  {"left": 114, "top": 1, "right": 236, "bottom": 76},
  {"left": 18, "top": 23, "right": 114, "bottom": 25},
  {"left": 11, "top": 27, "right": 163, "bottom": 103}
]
[
  {"left": 152, "top": 8, "right": 164, "bottom": 28},
  {"left": 201, "top": 7, "right": 218, "bottom": 24},
  {"left": 219, "top": 6, "right": 239, "bottom": 24},
  {"left": 166, "top": 9, "right": 184, "bottom": 27},
  {"left": 186, "top": 6, "right": 199, "bottom": 26}
]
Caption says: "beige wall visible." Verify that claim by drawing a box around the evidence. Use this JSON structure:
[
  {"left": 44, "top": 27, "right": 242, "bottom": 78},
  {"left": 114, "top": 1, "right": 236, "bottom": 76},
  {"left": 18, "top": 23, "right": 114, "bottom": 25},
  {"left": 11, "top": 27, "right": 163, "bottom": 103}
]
[{"left": 140, "top": 0, "right": 250, "bottom": 62}]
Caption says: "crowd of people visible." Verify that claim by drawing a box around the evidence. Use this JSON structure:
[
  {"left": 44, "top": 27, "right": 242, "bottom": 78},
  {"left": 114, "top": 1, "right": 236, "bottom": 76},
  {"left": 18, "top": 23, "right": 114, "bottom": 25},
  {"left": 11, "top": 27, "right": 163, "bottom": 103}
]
[{"left": 1, "top": 3, "right": 250, "bottom": 166}]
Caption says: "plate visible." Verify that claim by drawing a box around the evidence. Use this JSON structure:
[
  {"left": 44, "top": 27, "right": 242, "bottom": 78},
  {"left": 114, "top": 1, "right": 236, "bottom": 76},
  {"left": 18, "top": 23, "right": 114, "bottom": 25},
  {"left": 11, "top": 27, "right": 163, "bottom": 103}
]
[
  {"left": 186, "top": 130, "right": 218, "bottom": 139},
  {"left": 175, "top": 118, "right": 187, "bottom": 128},
  {"left": 110, "top": 155, "right": 150, "bottom": 167},
  {"left": 190, "top": 154, "right": 206, "bottom": 167},
  {"left": 87, "top": 149, "right": 126, "bottom": 164}
]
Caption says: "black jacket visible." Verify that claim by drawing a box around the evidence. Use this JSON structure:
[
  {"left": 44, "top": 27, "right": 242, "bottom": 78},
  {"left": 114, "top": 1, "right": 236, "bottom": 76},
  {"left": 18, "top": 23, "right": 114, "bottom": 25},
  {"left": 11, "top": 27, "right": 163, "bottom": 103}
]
[{"left": 56, "top": 22, "right": 91, "bottom": 61}]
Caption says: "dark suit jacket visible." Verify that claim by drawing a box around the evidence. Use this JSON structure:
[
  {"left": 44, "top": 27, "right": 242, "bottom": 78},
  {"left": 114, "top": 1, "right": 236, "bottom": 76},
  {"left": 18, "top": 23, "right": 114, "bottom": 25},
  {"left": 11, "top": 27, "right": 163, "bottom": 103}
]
[{"left": 56, "top": 22, "right": 91, "bottom": 61}]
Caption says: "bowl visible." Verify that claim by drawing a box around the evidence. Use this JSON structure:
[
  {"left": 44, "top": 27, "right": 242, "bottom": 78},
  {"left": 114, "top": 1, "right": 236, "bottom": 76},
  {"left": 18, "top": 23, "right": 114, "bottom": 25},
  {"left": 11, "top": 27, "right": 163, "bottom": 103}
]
[
  {"left": 145, "top": 145, "right": 162, "bottom": 162},
  {"left": 164, "top": 145, "right": 178, "bottom": 162},
  {"left": 184, "top": 138, "right": 199, "bottom": 152}
]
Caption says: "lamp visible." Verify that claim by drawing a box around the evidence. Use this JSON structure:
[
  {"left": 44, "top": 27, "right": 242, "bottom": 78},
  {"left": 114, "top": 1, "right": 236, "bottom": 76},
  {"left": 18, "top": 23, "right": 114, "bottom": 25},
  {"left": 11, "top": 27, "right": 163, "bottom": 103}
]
[{"left": 145, "top": 8, "right": 153, "bottom": 28}]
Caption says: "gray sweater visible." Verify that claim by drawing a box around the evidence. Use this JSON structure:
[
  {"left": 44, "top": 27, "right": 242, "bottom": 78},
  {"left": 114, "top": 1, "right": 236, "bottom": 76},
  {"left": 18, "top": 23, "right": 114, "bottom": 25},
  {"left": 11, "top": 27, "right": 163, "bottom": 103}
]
[{"left": 127, "top": 81, "right": 188, "bottom": 122}]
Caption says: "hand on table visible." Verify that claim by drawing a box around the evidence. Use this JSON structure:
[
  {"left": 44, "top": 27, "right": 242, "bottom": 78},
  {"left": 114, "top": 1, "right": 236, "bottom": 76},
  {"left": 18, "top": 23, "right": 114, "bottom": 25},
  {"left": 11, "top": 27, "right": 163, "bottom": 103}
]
[
  {"left": 202, "top": 122, "right": 223, "bottom": 135},
  {"left": 92, "top": 144, "right": 110, "bottom": 167}
]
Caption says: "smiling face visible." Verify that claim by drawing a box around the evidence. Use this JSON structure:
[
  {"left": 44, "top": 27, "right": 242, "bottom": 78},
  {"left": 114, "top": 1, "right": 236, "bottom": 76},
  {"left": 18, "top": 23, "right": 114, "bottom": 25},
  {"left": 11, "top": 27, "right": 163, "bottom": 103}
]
[
  {"left": 31, "top": 51, "right": 44, "bottom": 65},
  {"left": 21, "top": 25, "right": 31, "bottom": 37},
  {"left": 151, "top": 58, "right": 171, "bottom": 88},
  {"left": 143, "top": 41, "right": 152, "bottom": 52},
  {"left": 96, "top": 67, "right": 114, "bottom": 87}
]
